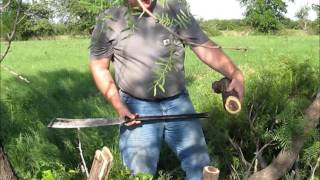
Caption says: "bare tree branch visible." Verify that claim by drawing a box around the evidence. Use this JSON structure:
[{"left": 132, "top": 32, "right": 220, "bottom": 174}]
[
  {"left": 0, "top": 0, "right": 22, "bottom": 63},
  {"left": 310, "top": 155, "right": 320, "bottom": 180},
  {"left": 248, "top": 91, "right": 320, "bottom": 180},
  {"left": 77, "top": 129, "right": 89, "bottom": 178},
  {"left": 227, "top": 135, "right": 250, "bottom": 167}
]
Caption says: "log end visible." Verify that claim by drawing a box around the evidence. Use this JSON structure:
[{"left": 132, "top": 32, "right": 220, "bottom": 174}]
[
  {"left": 202, "top": 166, "right": 220, "bottom": 180},
  {"left": 225, "top": 96, "right": 242, "bottom": 114}
]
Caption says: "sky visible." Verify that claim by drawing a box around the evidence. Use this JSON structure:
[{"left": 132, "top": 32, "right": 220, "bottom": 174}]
[{"left": 187, "top": 0, "right": 319, "bottom": 20}]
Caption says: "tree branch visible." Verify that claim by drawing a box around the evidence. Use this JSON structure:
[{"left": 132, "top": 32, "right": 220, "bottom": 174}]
[
  {"left": 0, "top": 0, "right": 11, "bottom": 13},
  {"left": 227, "top": 135, "right": 250, "bottom": 167},
  {"left": 77, "top": 129, "right": 89, "bottom": 178},
  {"left": 0, "top": 0, "right": 22, "bottom": 63},
  {"left": 310, "top": 155, "right": 320, "bottom": 180},
  {"left": 248, "top": 91, "right": 320, "bottom": 180}
]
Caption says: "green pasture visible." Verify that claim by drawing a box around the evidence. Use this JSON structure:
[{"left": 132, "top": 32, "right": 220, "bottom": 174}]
[{"left": 0, "top": 36, "right": 319, "bottom": 179}]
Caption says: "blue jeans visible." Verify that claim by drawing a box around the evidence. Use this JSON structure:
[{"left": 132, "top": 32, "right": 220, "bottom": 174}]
[{"left": 119, "top": 89, "right": 210, "bottom": 180}]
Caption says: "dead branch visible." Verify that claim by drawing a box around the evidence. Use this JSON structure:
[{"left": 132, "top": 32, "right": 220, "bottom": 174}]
[
  {"left": 0, "top": 65, "right": 30, "bottom": 83},
  {"left": 310, "top": 155, "right": 320, "bottom": 180},
  {"left": 0, "top": 0, "right": 22, "bottom": 63},
  {"left": 248, "top": 91, "right": 320, "bottom": 180},
  {"left": 77, "top": 129, "right": 89, "bottom": 178},
  {"left": 227, "top": 135, "right": 250, "bottom": 167},
  {"left": 245, "top": 140, "right": 276, "bottom": 179},
  {"left": 136, "top": 0, "right": 249, "bottom": 51}
]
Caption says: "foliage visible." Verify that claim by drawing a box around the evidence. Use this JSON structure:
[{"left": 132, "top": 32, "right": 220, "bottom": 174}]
[
  {"left": 0, "top": 0, "right": 57, "bottom": 40},
  {"left": 240, "top": 0, "right": 289, "bottom": 33}
]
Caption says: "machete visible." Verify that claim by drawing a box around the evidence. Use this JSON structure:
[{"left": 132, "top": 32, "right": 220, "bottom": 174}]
[{"left": 48, "top": 112, "right": 209, "bottom": 129}]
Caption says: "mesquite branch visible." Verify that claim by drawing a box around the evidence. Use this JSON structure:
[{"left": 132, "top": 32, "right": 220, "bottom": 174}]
[
  {"left": 77, "top": 129, "right": 89, "bottom": 178},
  {"left": 136, "top": 0, "right": 248, "bottom": 51},
  {"left": 227, "top": 135, "right": 250, "bottom": 167},
  {"left": 310, "top": 155, "right": 320, "bottom": 180},
  {"left": 0, "top": 0, "right": 22, "bottom": 63}
]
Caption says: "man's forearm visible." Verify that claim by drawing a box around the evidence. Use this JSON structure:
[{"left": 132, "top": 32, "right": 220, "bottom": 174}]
[
  {"left": 192, "top": 41, "right": 243, "bottom": 80},
  {"left": 89, "top": 60, "right": 123, "bottom": 112}
]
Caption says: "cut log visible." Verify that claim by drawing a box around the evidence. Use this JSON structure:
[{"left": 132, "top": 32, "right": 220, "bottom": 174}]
[
  {"left": 212, "top": 78, "right": 241, "bottom": 114},
  {"left": 202, "top": 166, "right": 220, "bottom": 180},
  {"left": 88, "top": 146, "right": 113, "bottom": 180},
  {"left": 248, "top": 92, "right": 320, "bottom": 180},
  {"left": 0, "top": 145, "right": 17, "bottom": 180}
]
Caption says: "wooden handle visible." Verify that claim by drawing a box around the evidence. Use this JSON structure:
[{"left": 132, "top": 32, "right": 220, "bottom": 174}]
[{"left": 212, "top": 78, "right": 242, "bottom": 114}]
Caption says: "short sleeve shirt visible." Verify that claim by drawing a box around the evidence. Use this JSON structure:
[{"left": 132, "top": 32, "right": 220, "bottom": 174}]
[{"left": 90, "top": 2, "right": 209, "bottom": 100}]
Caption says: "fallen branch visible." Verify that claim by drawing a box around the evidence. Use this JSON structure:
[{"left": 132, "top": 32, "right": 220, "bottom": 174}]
[
  {"left": 248, "top": 91, "right": 320, "bottom": 180},
  {"left": 0, "top": 65, "right": 30, "bottom": 83}
]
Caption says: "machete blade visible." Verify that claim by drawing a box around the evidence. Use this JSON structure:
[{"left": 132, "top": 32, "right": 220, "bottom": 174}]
[{"left": 48, "top": 117, "right": 126, "bottom": 129}]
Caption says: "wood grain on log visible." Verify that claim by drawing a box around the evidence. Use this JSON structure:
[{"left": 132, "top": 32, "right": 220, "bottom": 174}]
[
  {"left": 202, "top": 166, "right": 220, "bottom": 180},
  {"left": 88, "top": 147, "right": 113, "bottom": 180},
  {"left": 248, "top": 93, "right": 320, "bottom": 180}
]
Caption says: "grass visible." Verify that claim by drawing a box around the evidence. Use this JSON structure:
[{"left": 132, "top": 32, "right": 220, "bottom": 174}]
[{"left": 0, "top": 35, "right": 319, "bottom": 179}]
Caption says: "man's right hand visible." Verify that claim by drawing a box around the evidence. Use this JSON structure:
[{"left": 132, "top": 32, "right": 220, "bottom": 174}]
[{"left": 117, "top": 105, "right": 141, "bottom": 126}]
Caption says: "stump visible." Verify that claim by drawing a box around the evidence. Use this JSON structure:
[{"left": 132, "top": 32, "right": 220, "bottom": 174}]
[
  {"left": 88, "top": 147, "right": 113, "bottom": 180},
  {"left": 202, "top": 166, "right": 220, "bottom": 180}
]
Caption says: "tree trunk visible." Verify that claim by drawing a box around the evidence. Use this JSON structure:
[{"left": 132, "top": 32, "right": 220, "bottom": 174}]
[
  {"left": 0, "top": 144, "right": 17, "bottom": 180},
  {"left": 248, "top": 92, "right": 320, "bottom": 180}
]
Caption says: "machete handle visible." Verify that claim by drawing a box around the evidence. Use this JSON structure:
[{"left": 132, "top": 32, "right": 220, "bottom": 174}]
[{"left": 212, "top": 77, "right": 241, "bottom": 114}]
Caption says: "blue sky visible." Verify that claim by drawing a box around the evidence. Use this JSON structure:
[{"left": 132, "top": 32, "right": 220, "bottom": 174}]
[{"left": 187, "top": 0, "right": 319, "bottom": 20}]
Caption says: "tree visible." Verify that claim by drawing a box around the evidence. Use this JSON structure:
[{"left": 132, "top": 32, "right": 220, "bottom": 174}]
[
  {"left": 311, "top": 4, "right": 320, "bottom": 34},
  {"left": 295, "top": 5, "right": 310, "bottom": 31},
  {"left": 1, "top": 0, "right": 55, "bottom": 39},
  {"left": 52, "top": 0, "right": 113, "bottom": 35},
  {"left": 239, "top": 0, "right": 292, "bottom": 33}
]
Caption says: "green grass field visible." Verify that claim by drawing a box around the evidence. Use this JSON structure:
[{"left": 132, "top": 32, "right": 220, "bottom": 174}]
[{"left": 0, "top": 36, "right": 319, "bottom": 179}]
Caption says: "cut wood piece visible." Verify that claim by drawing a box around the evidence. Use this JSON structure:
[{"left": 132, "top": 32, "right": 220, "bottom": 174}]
[
  {"left": 212, "top": 78, "right": 242, "bottom": 114},
  {"left": 202, "top": 166, "right": 220, "bottom": 180},
  {"left": 225, "top": 96, "right": 241, "bottom": 114},
  {"left": 100, "top": 147, "right": 113, "bottom": 179},
  {"left": 88, "top": 147, "right": 113, "bottom": 180}
]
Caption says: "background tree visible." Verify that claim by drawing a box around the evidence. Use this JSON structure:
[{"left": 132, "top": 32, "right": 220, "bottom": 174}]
[
  {"left": 311, "top": 4, "right": 320, "bottom": 34},
  {"left": 239, "top": 0, "right": 293, "bottom": 33},
  {"left": 295, "top": 5, "right": 310, "bottom": 31}
]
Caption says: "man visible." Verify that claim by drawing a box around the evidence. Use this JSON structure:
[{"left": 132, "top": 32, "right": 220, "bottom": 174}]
[{"left": 89, "top": 0, "right": 244, "bottom": 179}]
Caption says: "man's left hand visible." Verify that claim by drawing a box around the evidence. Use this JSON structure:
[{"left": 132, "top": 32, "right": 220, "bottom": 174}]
[{"left": 227, "top": 70, "right": 244, "bottom": 101}]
